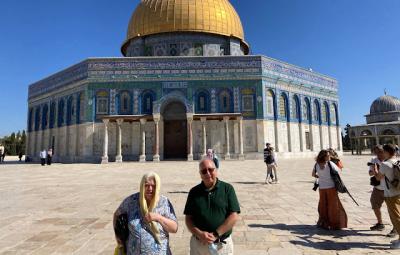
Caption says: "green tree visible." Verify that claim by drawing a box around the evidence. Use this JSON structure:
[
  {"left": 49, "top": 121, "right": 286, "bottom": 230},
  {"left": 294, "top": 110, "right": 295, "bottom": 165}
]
[{"left": 342, "top": 124, "right": 351, "bottom": 150}]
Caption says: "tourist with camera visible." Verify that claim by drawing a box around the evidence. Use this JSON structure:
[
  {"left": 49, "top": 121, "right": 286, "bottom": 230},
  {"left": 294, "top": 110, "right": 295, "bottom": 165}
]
[
  {"left": 368, "top": 145, "right": 386, "bottom": 231},
  {"left": 372, "top": 144, "right": 400, "bottom": 249},
  {"left": 312, "top": 149, "right": 347, "bottom": 230}
]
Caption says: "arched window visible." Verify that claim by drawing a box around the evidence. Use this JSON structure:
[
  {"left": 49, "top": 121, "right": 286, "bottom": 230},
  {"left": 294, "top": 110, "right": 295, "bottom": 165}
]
[
  {"left": 57, "top": 99, "right": 65, "bottom": 127},
  {"left": 279, "top": 94, "right": 288, "bottom": 119},
  {"left": 219, "top": 90, "right": 233, "bottom": 113},
  {"left": 35, "top": 107, "right": 41, "bottom": 131},
  {"left": 332, "top": 103, "right": 338, "bottom": 126},
  {"left": 66, "top": 96, "right": 74, "bottom": 125},
  {"left": 28, "top": 108, "right": 33, "bottom": 132},
  {"left": 41, "top": 104, "right": 48, "bottom": 130},
  {"left": 361, "top": 130, "right": 372, "bottom": 136},
  {"left": 266, "top": 90, "right": 275, "bottom": 118},
  {"left": 323, "top": 102, "right": 330, "bottom": 124},
  {"left": 96, "top": 91, "right": 109, "bottom": 115},
  {"left": 313, "top": 100, "right": 321, "bottom": 123},
  {"left": 49, "top": 102, "right": 56, "bottom": 129},
  {"left": 119, "top": 91, "right": 131, "bottom": 114},
  {"left": 292, "top": 95, "right": 300, "bottom": 120},
  {"left": 142, "top": 91, "right": 154, "bottom": 114},
  {"left": 196, "top": 90, "right": 210, "bottom": 113},
  {"left": 77, "top": 93, "right": 84, "bottom": 124},
  {"left": 303, "top": 98, "right": 311, "bottom": 123},
  {"left": 382, "top": 129, "right": 396, "bottom": 135}
]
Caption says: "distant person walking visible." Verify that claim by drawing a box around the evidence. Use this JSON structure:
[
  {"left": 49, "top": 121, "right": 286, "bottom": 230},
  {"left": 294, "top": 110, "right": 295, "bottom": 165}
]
[
  {"left": 18, "top": 151, "right": 23, "bottom": 162},
  {"left": 2, "top": 149, "right": 6, "bottom": 163},
  {"left": 0, "top": 144, "right": 4, "bottom": 163},
  {"left": 47, "top": 148, "right": 53, "bottom": 165},
  {"left": 264, "top": 143, "right": 278, "bottom": 184},
  {"left": 312, "top": 149, "right": 348, "bottom": 230},
  {"left": 206, "top": 149, "right": 220, "bottom": 169},
  {"left": 39, "top": 149, "right": 47, "bottom": 166}
]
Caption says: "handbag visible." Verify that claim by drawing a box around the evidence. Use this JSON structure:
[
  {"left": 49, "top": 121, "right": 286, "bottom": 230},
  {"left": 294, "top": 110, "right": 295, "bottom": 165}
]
[
  {"left": 114, "top": 213, "right": 129, "bottom": 253},
  {"left": 370, "top": 176, "right": 381, "bottom": 186},
  {"left": 328, "top": 162, "right": 347, "bottom": 193},
  {"left": 114, "top": 245, "right": 126, "bottom": 255}
]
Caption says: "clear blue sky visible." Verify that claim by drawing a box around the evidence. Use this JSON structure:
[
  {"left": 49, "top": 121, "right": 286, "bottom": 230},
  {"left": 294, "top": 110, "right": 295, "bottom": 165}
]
[{"left": 1, "top": 0, "right": 399, "bottom": 137}]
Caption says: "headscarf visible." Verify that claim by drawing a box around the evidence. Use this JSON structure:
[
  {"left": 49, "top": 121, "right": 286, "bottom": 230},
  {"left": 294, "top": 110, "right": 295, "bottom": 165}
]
[{"left": 139, "top": 172, "right": 161, "bottom": 244}]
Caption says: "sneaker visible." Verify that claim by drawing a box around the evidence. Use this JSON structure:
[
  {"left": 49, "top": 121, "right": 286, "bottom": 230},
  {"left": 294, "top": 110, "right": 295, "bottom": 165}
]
[
  {"left": 387, "top": 228, "right": 398, "bottom": 238},
  {"left": 274, "top": 180, "right": 279, "bottom": 184},
  {"left": 370, "top": 223, "right": 385, "bottom": 231},
  {"left": 390, "top": 240, "right": 400, "bottom": 249}
]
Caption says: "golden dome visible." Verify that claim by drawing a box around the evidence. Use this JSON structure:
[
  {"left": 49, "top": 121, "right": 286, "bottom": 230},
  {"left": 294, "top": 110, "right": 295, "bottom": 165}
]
[{"left": 122, "top": 0, "right": 248, "bottom": 54}]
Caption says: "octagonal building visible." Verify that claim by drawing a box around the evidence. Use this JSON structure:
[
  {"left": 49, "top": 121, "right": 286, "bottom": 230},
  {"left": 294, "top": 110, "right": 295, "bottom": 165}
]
[{"left": 26, "top": 0, "right": 341, "bottom": 163}]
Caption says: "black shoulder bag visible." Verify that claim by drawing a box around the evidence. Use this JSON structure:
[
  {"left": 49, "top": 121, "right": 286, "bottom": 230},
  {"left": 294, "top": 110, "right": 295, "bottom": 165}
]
[
  {"left": 328, "top": 162, "right": 347, "bottom": 193},
  {"left": 114, "top": 213, "right": 129, "bottom": 253}
]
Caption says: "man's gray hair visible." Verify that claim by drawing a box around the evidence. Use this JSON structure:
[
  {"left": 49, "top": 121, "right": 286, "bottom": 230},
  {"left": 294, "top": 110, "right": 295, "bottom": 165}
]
[{"left": 199, "top": 158, "right": 216, "bottom": 170}]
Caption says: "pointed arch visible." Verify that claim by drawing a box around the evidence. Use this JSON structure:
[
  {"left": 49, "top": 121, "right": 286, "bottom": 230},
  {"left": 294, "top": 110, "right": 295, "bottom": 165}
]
[
  {"left": 266, "top": 89, "right": 276, "bottom": 119},
  {"left": 66, "top": 96, "right": 74, "bottom": 125},
  {"left": 313, "top": 99, "right": 321, "bottom": 124},
  {"left": 322, "top": 101, "right": 330, "bottom": 125},
  {"left": 279, "top": 93, "right": 289, "bottom": 121},
  {"left": 49, "top": 102, "right": 56, "bottom": 129},
  {"left": 292, "top": 95, "right": 301, "bottom": 122},
  {"left": 303, "top": 97, "right": 312, "bottom": 124},
  {"left": 118, "top": 90, "right": 132, "bottom": 115},
  {"left": 195, "top": 89, "right": 211, "bottom": 113},
  {"left": 96, "top": 90, "right": 109, "bottom": 115},
  {"left": 41, "top": 104, "right": 49, "bottom": 130},
  {"left": 218, "top": 89, "right": 233, "bottom": 113},
  {"left": 57, "top": 99, "right": 65, "bottom": 127},
  {"left": 141, "top": 90, "right": 156, "bottom": 114}
]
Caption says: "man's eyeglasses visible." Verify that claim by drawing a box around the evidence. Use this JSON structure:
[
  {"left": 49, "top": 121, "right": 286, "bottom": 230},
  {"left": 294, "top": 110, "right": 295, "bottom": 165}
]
[{"left": 200, "top": 167, "right": 215, "bottom": 175}]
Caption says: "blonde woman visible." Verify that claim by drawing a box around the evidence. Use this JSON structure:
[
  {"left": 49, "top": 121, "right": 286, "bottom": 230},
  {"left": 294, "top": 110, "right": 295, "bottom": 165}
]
[{"left": 113, "top": 172, "right": 178, "bottom": 255}]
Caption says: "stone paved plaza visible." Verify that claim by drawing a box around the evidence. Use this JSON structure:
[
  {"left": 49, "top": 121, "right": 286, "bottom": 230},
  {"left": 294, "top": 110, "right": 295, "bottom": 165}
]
[{"left": 0, "top": 155, "right": 399, "bottom": 255}]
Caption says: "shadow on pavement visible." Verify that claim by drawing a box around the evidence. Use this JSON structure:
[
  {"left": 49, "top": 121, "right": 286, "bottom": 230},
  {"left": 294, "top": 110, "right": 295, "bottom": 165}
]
[
  {"left": 168, "top": 191, "right": 189, "bottom": 194},
  {"left": 233, "top": 181, "right": 265, "bottom": 185},
  {"left": 248, "top": 223, "right": 389, "bottom": 250}
]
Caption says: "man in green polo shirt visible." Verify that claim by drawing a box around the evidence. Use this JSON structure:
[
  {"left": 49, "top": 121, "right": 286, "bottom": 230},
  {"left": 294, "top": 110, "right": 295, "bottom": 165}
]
[{"left": 184, "top": 158, "right": 240, "bottom": 255}]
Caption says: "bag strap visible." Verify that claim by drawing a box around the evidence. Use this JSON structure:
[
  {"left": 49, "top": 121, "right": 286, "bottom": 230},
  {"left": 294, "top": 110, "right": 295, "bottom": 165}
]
[
  {"left": 313, "top": 163, "right": 317, "bottom": 176},
  {"left": 385, "top": 176, "right": 390, "bottom": 190}
]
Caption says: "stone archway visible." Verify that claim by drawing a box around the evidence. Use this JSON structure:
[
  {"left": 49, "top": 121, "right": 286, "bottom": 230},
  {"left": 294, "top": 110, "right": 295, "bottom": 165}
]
[{"left": 162, "top": 101, "right": 188, "bottom": 159}]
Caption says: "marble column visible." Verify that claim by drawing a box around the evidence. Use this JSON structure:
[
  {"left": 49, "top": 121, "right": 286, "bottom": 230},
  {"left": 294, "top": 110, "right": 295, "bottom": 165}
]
[
  {"left": 115, "top": 119, "right": 123, "bottom": 163},
  {"left": 299, "top": 123, "right": 304, "bottom": 152},
  {"left": 224, "top": 116, "right": 231, "bottom": 160},
  {"left": 274, "top": 120, "right": 280, "bottom": 152},
  {"left": 237, "top": 117, "right": 245, "bottom": 160},
  {"left": 187, "top": 115, "right": 194, "bottom": 161},
  {"left": 397, "top": 135, "right": 400, "bottom": 146},
  {"left": 101, "top": 119, "right": 109, "bottom": 164},
  {"left": 375, "top": 135, "right": 380, "bottom": 146},
  {"left": 336, "top": 126, "right": 342, "bottom": 151},
  {"left": 201, "top": 117, "right": 207, "bottom": 157},
  {"left": 328, "top": 125, "right": 332, "bottom": 149},
  {"left": 139, "top": 118, "right": 147, "bottom": 162},
  {"left": 153, "top": 115, "right": 160, "bottom": 162}
]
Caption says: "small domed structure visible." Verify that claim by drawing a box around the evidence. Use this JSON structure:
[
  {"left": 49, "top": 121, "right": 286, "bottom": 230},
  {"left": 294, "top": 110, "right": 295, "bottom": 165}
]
[
  {"left": 366, "top": 94, "right": 400, "bottom": 124},
  {"left": 370, "top": 95, "right": 400, "bottom": 114}
]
